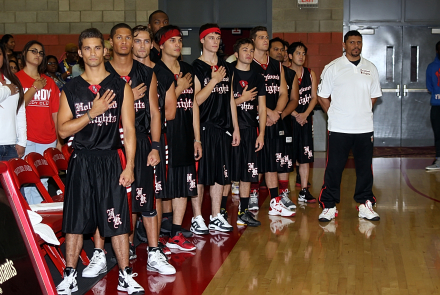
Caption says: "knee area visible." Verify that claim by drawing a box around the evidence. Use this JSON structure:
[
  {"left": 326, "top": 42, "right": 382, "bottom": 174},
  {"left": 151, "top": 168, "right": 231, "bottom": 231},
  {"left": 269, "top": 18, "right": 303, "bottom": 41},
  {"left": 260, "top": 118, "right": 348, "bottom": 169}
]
[{"left": 141, "top": 210, "right": 157, "bottom": 217}]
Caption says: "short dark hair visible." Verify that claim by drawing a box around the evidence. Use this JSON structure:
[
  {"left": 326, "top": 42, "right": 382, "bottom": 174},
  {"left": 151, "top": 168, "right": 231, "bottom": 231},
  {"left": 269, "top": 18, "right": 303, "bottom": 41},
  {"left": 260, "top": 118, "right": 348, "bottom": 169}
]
[
  {"left": 436, "top": 41, "right": 440, "bottom": 52},
  {"left": 269, "top": 37, "right": 285, "bottom": 50},
  {"left": 233, "top": 38, "right": 254, "bottom": 53},
  {"left": 250, "top": 26, "right": 267, "bottom": 40},
  {"left": 148, "top": 10, "right": 168, "bottom": 24},
  {"left": 344, "top": 30, "right": 362, "bottom": 43},
  {"left": 287, "top": 41, "right": 308, "bottom": 55},
  {"left": 0, "top": 34, "right": 13, "bottom": 45},
  {"left": 133, "top": 25, "right": 153, "bottom": 40},
  {"left": 154, "top": 25, "right": 182, "bottom": 45},
  {"left": 22, "top": 40, "right": 46, "bottom": 74},
  {"left": 46, "top": 55, "right": 58, "bottom": 63},
  {"left": 199, "top": 23, "right": 220, "bottom": 38},
  {"left": 79, "top": 28, "right": 104, "bottom": 49},
  {"left": 110, "top": 23, "right": 132, "bottom": 38}
]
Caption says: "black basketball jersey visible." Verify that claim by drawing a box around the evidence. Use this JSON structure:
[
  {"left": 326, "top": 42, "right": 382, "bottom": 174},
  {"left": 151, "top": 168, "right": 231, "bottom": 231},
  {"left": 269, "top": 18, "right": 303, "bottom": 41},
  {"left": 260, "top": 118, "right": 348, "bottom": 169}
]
[
  {"left": 297, "top": 67, "right": 313, "bottom": 115},
  {"left": 156, "top": 60, "right": 195, "bottom": 167},
  {"left": 150, "top": 47, "right": 161, "bottom": 64},
  {"left": 283, "top": 65, "right": 296, "bottom": 99},
  {"left": 153, "top": 63, "right": 174, "bottom": 133},
  {"left": 251, "top": 56, "right": 283, "bottom": 110},
  {"left": 64, "top": 73, "right": 125, "bottom": 150},
  {"left": 232, "top": 67, "right": 265, "bottom": 129},
  {"left": 105, "top": 60, "right": 154, "bottom": 136},
  {"left": 192, "top": 58, "right": 232, "bottom": 132}
]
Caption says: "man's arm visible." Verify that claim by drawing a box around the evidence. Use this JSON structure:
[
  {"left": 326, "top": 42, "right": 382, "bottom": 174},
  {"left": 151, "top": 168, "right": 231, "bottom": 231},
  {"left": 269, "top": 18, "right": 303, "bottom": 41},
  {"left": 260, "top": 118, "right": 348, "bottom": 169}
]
[
  {"left": 147, "top": 72, "right": 161, "bottom": 166},
  {"left": 175, "top": 72, "right": 192, "bottom": 97},
  {"left": 372, "top": 97, "right": 378, "bottom": 106},
  {"left": 194, "top": 66, "right": 226, "bottom": 106},
  {"left": 230, "top": 76, "right": 240, "bottom": 147},
  {"left": 119, "top": 83, "right": 136, "bottom": 187},
  {"left": 52, "top": 113, "right": 63, "bottom": 151},
  {"left": 318, "top": 96, "right": 330, "bottom": 113},
  {"left": 193, "top": 98, "right": 202, "bottom": 160},
  {"left": 274, "top": 66, "right": 288, "bottom": 114},
  {"left": 426, "top": 66, "right": 434, "bottom": 93},
  {"left": 256, "top": 95, "right": 266, "bottom": 152}
]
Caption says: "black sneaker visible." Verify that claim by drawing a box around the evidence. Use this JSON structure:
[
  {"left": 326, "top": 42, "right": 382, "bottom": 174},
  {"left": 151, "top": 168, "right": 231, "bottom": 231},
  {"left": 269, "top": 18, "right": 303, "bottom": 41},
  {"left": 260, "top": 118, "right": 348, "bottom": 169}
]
[
  {"left": 136, "top": 219, "right": 148, "bottom": 243},
  {"left": 56, "top": 267, "right": 78, "bottom": 295},
  {"left": 160, "top": 217, "right": 172, "bottom": 234},
  {"left": 237, "top": 210, "right": 261, "bottom": 227},
  {"left": 129, "top": 243, "right": 137, "bottom": 260},
  {"left": 180, "top": 227, "right": 193, "bottom": 238},
  {"left": 220, "top": 208, "right": 228, "bottom": 220},
  {"left": 298, "top": 188, "right": 316, "bottom": 203}
]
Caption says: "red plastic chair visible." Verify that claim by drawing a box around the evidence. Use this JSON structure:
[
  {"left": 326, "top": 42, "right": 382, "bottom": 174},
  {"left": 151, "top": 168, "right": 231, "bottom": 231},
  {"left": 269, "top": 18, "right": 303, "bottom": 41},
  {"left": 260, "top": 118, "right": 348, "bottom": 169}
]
[
  {"left": 44, "top": 148, "right": 68, "bottom": 193},
  {"left": 62, "top": 144, "right": 73, "bottom": 162}
]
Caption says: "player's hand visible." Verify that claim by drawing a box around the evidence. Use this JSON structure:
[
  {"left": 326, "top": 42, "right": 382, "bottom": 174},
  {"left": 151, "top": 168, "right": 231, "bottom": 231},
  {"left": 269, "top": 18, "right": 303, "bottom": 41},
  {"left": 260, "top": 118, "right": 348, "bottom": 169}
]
[
  {"left": 177, "top": 72, "right": 193, "bottom": 90},
  {"left": 241, "top": 85, "right": 258, "bottom": 102},
  {"left": 267, "top": 109, "right": 280, "bottom": 123},
  {"left": 119, "top": 168, "right": 134, "bottom": 186},
  {"left": 194, "top": 141, "right": 202, "bottom": 160},
  {"left": 147, "top": 149, "right": 160, "bottom": 166},
  {"left": 15, "top": 144, "right": 25, "bottom": 158},
  {"left": 266, "top": 116, "right": 274, "bottom": 126},
  {"left": 255, "top": 135, "right": 264, "bottom": 152},
  {"left": 232, "top": 129, "right": 240, "bottom": 146},
  {"left": 295, "top": 113, "right": 308, "bottom": 126},
  {"left": 130, "top": 81, "right": 147, "bottom": 101},
  {"left": 33, "top": 77, "right": 46, "bottom": 91},
  {"left": 211, "top": 66, "right": 226, "bottom": 84},
  {"left": 89, "top": 89, "right": 116, "bottom": 118}
]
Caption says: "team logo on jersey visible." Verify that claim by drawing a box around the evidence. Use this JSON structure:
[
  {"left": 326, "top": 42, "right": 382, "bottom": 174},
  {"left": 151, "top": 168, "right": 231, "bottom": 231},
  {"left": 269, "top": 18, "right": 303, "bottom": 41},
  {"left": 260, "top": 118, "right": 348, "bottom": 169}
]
[
  {"left": 134, "top": 100, "right": 145, "bottom": 112},
  {"left": 120, "top": 76, "right": 131, "bottom": 83},
  {"left": 177, "top": 98, "right": 193, "bottom": 110},
  {"left": 211, "top": 65, "right": 219, "bottom": 71},
  {"left": 247, "top": 163, "right": 258, "bottom": 177},
  {"left": 436, "top": 69, "right": 440, "bottom": 86},
  {"left": 88, "top": 85, "right": 101, "bottom": 94},
  {"left": 239, "top": 101, "right": 254, "bottom": 111},
  {"left": 155, "top": 175, "right": 162, "bottom": 194},
  {"left": 223, "top": 165, "right": 228, "bottom": 179},
  {"left": 174, "top": 74, "right": 179, "bottom": 80},
  {"left": 107, "top": 208, "right": 122, "bottom": 228},
  {"left": 276, "top": 153, "right": 293, "bottom": 168},
  {"left": 187, "top": 173, "right": 196, "bottom": 191},
  {"left": 135, "top": 188, "right": 147, "bottom": 206},
  {"left": 239, "top": 80, "right": 248, "bottom": 88},
  {"left": 304, "top": 146, "right": 313, "bottom": 159}
]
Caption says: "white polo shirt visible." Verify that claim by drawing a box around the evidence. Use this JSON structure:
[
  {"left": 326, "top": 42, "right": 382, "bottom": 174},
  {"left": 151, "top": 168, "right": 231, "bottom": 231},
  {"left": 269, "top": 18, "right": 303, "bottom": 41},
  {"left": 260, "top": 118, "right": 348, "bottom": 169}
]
[{"left": 317, "top": 54, "right": 382, "bottom": 134}]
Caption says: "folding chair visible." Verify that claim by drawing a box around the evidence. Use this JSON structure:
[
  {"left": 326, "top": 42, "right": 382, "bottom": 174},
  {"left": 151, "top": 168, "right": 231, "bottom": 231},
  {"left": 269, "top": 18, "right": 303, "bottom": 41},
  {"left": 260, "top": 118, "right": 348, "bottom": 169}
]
[{"left": 44, "top": 147, "right": 68, "bottom": 193}]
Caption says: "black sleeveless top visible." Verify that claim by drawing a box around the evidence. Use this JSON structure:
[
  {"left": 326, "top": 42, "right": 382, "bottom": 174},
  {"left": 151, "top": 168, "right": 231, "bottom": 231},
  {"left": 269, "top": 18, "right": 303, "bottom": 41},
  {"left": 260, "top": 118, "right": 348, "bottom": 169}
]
[
  {"left": 153, "top": 63, "right": 174, "bottom": 133},
  {"left": 232, "top": 67, "right": 265, "bottom": 129},
  {"left": 105, "top": 60, "right": 154, "bottom": 137},
  {"left": 297, "top": 67, "right": 313, "bottom": 116},
  {"left": 65, "top": 73, "right": 125, "bottom": 150},
  {"left": 150, "top": 47, "right": 161, "bottom": 64},
  {"left": 156, "top": 60, "right": 195, "bottom": 167},
  {"left": 192, "top": 58, "right": 232, "bottom": 133},
  {"left": 283, "top": 65, "right": 296, "bottom": 99}
]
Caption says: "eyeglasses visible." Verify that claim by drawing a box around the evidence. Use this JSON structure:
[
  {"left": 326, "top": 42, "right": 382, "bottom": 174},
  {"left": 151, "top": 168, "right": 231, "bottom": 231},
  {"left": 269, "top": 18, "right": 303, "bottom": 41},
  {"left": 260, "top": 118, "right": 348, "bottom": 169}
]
[
  {"left": 47, "top": 62, "right": 57, "bottom": 65},
  {"left": 67, "top": 51, "right": 78, "bottom": 55},
  {"left": 28, "top": 48, "right": 44, "bottom": 57}
]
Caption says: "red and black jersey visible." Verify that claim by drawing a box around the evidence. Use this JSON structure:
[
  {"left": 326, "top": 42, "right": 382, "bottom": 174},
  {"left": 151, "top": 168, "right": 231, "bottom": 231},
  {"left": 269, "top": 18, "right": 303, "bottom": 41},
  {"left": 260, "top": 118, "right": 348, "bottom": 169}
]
[
  {"left": 153, "top": 63, "right": 174, "bottom": 133},
  {"left": 64, "top": 73, "right": 125, "bottom": 150},
  {"left": 251, "top": 56, "right": 283, "bottom": 111},
  {"left": 192, "top": 58, "right": 232, "bottom": 133},
  {"left": 232, "top": 67, "right": 265, "bottom": 129},
  {"left": 156, "top": 60, "right": 195, "bottom": 167},
  {"left": 296, "top": 67, "right": 313, "bottom": 115},
  {"left": 105, "top": 60, "right": 154, "bottom": 136}
]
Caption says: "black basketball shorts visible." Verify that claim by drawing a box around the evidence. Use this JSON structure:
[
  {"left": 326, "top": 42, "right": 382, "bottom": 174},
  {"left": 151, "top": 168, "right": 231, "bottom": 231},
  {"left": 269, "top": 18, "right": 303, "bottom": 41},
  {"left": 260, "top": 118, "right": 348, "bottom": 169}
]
[
  {"left": 231, "top": 127, "right": 260, "bottom": 182},
  {"left": 132, "top": 136, "right": 155, "bottom": 213},
  {"left": 292, "top": 115, "right": 314, "bottom": 164},
  {"left": 154, "top": 133, "right": 168, "bottom": 199},
  {"left": 167, "top": 164, "right": 197, "bottom": 198},
  {"left": 62, "top": 149, "right": 130, "bottom": 237}
]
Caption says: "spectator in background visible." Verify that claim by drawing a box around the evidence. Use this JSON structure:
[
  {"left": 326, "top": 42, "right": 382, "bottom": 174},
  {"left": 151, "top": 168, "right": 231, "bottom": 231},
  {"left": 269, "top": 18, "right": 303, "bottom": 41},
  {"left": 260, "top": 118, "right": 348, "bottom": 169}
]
[
  {"left": 59, "top": 43, "right": 78, "bottom": 83},
  {"left": 16, "top": 40, "right": 61, "bottom": 205},
  {"left": 9, "top": 60, "right": 18, "bottom": 74},
  {"left": 45, "top": 55, "right": 66, "bottom": 91},
  {"left": 1, "top": 34, "right": 16, "bottom": 59},
  {"left": 16, "top": 53, "right": 24, "bottom": 70},
  {"left": 71, "top": 57, "right": 84, "bottom": 78},
  {"left": 282, "top": 41, "right": 291, "bottom": 68},
  {"left": 0, "top": 43, "right": 26, "bottom": 161},
  {"left": 104, "top": 40, "right": 113, "bottom": 62}
]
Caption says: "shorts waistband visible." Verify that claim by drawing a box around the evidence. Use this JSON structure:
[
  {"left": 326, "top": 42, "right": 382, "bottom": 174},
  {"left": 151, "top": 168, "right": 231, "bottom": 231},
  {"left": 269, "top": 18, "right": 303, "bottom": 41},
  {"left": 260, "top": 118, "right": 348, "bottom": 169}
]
[{"left": 74, "top": 149, "right": 120, "bottom": 156}]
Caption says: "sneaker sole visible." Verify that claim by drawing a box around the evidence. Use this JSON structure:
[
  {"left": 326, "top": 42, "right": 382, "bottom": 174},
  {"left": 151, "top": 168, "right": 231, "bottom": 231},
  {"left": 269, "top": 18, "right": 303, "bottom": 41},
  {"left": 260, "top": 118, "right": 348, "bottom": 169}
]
[
  {"left": 166, "top": 242, "right": 196, "bottom": 252},
  {"left": 147, "top": 265, "right": 176, "bottom": 275},
  {"left": 82, "top": 266, "right": 107, "bottom": 278},
  {"left": 358, "top": 214, "right": 380, "bottom": 221},
  {"left": 318, "top": 217, "right": 334, "bottom": 222},
  {"left": 248, "top": 206, "right": 259, "bottom": 211},
  {"left": 298, "top": 197, "right": 317, "bottom": 203},
  {"left": 57, "top": 286, "right": 79, "bottom": 294},
  {"left": 117, "top": 285, "right": 145, "bottom": 294},
  {"left": 190, "top": 227, "right": 209, "bottom": 235},
  {"left": 208, "top": 225, "right": 233, "bottom": 232},
  {"left": 268, "top": 210, "right": 295, "bottom": 217}
]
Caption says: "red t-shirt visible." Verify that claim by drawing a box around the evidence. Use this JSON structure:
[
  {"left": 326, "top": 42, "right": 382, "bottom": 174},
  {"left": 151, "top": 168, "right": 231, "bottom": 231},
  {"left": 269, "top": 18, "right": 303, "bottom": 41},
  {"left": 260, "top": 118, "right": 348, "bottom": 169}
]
[{"left": 16, "top": 70, "right": 60, "bottom": 144}]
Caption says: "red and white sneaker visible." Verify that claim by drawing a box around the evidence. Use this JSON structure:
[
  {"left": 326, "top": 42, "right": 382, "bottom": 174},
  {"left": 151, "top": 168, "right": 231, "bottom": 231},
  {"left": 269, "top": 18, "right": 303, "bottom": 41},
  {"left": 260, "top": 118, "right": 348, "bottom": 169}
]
[
  {"left": 158, "top": 237, "right": 171, "bottom": 255},
  {"left": 268, "top": 197, "right": 295, "bottom": 217},
  {"left": 318, "top": 207, "right": 338, "bottom": 222},
  {"left": 166, "top": 233, "right": 196, "bottom": 251},
  {"left": 357, "top": 200, "right": 380, "bottom": 221}
]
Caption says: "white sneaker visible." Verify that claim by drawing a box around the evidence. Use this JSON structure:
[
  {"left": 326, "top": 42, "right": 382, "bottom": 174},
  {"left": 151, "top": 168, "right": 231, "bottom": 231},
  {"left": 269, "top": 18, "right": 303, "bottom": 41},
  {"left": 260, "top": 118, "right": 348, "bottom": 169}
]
[
  {"left": 358, "top": 200, "right": 380, "bottom": 221},
  {"left": 117, "top": 267, "right": 145, "bottom": 294},
  {"left": 147, "top": 249, "right": 176, "bottom": 275},
  {"left": 57, "top": 267, "right": 78, "bottom": 295},
  {"left": 231, "top": 181, "right": 239, "bottom": 194},
  {"left": 318, "top": 207, "right": 338, "bottom": 222},
  {"left": 279, "top": 189, "right": 296, "bottom": 210},
  {"left": 248, "top": 190, "right": 259, "bottom": 210},
  {"left": 209, "top": 213, "right": 233, "bottom": 232},
  {"left": 268, "top": 197, "right": 295, "bottom": 217},
  {"left": 190, "top": 215, "right": 209, "bottom": 235},
  {"left": 82, "top": 249, "right": 107, "bottom": 278},
  {"left": 426, "top": 158, "right": 440, "bottom": 170}
]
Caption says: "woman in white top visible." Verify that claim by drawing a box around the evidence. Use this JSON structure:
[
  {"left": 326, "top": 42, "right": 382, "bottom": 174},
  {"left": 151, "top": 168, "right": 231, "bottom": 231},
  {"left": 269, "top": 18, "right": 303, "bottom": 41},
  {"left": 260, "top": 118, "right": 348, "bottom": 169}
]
[{"left": 0, "top": 42, "right": 26, "bottom": 161}]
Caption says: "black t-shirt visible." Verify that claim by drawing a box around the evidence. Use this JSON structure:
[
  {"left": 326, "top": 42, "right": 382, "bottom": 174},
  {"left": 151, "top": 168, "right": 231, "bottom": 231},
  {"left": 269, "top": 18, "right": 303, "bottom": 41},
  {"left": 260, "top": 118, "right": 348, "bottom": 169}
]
[
  {"left": 156, "top": 60, "right": 195, "bottom": 167},
  {"left": 296, "top": 67, "right": 313, "bottom": 116},
  {"left": 192, "top": 58, "right": 232, "bottom": 132},
  {"left": 105, "top": 60, "right": 154, "bottom": 137},
  {"left": 65, "top": 73, "right": 125, "bottom": 150},
  {"left": 232, "top": 67, "right": 265, "bottom": 129},
  {"left": 283, "top": 65, "right": 296, "bottom": 99},
  {"left": 153, "top": 63, "right": 175, "bottom": 133}
]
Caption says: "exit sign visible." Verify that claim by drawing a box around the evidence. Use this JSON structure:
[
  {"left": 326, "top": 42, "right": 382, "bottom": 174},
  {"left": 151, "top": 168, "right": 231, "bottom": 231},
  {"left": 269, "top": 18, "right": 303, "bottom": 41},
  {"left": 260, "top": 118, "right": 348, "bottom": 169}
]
[
  {"left": 298, "top": 0, "right": 318, "bottom": 3},
  {"left": 297, "top": 0, "right": 318, "bottom": 8}
]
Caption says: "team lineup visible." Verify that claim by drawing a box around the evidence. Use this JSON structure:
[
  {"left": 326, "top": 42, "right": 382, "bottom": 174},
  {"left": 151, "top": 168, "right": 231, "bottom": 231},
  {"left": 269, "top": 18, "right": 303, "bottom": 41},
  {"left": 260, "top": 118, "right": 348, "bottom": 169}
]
[{"left": 55, "top": 9, "right": 382, "bottom": 295}]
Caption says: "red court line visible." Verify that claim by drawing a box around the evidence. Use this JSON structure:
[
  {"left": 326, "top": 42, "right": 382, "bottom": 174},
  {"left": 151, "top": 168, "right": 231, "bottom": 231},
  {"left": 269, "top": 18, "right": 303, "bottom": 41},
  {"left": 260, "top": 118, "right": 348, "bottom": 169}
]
[{"left": 400, "top": 161, "right": 440, "bottom": 203}]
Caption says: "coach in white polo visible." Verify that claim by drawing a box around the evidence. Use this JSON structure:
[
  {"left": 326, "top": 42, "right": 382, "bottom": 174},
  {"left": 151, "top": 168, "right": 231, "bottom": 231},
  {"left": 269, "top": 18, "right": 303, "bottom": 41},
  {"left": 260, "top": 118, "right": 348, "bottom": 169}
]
[{"left": 317, "top": 30, "right": 382, "bottom": 222}]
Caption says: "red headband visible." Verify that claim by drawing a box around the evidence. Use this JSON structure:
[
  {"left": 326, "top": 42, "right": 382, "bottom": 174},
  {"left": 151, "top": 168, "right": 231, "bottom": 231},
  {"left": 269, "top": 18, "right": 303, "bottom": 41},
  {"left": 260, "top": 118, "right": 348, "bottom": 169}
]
[
  {"left": 199, "top": 27, "right": 221, "bottom": 40},
  {"left": 159, "top": 29, "right": 181, "bottom": 46}
]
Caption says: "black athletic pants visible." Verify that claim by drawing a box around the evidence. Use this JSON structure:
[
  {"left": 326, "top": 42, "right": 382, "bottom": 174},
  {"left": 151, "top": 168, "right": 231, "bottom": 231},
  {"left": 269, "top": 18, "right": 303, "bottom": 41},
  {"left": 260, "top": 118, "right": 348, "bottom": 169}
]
[
  {"left": 431, "top": 106, "right": 440, "bottom": 157},
  {"left": 318, "top": 131, "right": 376, "bottom": 208}
]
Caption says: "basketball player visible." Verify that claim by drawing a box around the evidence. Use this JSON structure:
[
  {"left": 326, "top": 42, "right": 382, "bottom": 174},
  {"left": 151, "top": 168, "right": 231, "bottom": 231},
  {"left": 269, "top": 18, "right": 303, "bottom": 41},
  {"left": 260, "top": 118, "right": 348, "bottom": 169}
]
[
  {"left": 317, "top": 30, "right": 382, "bottom": 222},
  {"left": 148, "top": 10, "right": 169, "bottom": 63},
  {"left": 231, "top": 38, "right": 266, "bottom": 226},
  {"left": 191, "top": 23, "right": 240, "bottom": 233},
  {"left": 287, "top": 41, "right": 317, "bottom": 203},
  {"left": 250, "top": 27, "right": 295, "bottom": 217},
  {"left": 56, "top": 28, "right": 143, "bottom": 294}
]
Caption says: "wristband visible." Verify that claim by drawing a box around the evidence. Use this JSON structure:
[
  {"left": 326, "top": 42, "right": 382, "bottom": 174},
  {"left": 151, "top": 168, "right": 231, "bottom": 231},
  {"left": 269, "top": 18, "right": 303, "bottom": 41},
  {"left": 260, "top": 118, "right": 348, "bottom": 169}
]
[
  {"left": 152, "top": 141, "right": 160, "bottom": 150},
  {"left": 194, "top": 140, "right": 202, "bottom": 144},
  {"left": 32, "top": 85, "right": 38, "bottom": 92},
  {"left": 86, "top": 110, "right": 93, "bottom": 122}
]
